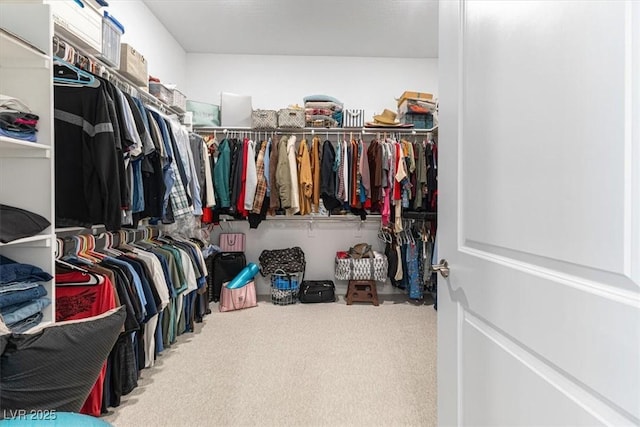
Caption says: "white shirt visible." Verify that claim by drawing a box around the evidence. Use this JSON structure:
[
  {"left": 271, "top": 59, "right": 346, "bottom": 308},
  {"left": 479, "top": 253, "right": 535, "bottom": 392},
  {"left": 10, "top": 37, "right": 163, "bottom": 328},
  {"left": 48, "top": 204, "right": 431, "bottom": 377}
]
[
  {"left": 244, "top": 140, "right": 258, "bottom": 210},
  {"left": 286, "top": 136, "right": 300, "bottom": 215}
]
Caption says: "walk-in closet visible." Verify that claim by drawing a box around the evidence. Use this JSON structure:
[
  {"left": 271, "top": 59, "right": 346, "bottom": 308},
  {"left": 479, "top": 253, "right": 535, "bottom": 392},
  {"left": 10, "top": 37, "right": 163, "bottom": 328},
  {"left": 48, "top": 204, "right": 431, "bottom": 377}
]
[{"left": 0, "top": 1, "right": 637, "bottom": 426}]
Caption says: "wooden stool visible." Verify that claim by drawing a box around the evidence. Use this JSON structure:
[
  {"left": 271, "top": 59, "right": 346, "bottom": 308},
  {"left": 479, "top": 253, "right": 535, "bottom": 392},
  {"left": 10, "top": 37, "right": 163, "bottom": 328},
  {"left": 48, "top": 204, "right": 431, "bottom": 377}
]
[{"left": 346, "top": 280, "right": 379, "bottom": 306}]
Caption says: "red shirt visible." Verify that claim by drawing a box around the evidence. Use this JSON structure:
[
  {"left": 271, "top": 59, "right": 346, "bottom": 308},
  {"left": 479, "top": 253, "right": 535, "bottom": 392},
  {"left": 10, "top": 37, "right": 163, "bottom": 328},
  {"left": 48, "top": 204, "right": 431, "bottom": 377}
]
[
  {"left": 236, "top": 138, "right": 250, "bottom": 217},
  {"left": 56, "top": 271, "right": 116, "bottom": 416}
]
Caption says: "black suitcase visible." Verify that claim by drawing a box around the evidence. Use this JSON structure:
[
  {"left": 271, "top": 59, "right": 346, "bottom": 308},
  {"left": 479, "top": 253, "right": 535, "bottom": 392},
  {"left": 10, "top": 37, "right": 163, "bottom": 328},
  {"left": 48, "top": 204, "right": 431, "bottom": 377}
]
[
  {"left": 298, "top": 280, "right": 336, "bottom": 303},
  {"left": 209, "top": 252, "right": 247, "bottom": 302}
]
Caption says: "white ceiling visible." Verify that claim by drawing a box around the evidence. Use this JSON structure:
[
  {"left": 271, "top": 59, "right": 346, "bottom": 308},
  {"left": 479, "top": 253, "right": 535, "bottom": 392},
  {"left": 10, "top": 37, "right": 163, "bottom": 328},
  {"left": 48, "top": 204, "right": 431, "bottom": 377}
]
[{"left": 142, "top": 0, "right": 439, "bottom": 58}]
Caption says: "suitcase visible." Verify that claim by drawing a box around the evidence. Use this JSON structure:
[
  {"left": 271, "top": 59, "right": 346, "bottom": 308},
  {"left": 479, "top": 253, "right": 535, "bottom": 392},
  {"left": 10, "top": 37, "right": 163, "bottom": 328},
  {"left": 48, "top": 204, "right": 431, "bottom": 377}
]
[
  {"left": 298, "top": 280, "right": 336, "bottom": 303},
  {"left": 209, "top": 252, "right": 247, "bottom": 302}
]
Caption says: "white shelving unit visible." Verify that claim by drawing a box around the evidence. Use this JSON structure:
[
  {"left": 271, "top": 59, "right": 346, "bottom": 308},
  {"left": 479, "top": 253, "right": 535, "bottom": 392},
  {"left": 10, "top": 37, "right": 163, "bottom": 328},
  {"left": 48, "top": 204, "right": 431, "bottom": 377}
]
[{"left": 0, "top": 3, "right": 56, "bottom": 329}]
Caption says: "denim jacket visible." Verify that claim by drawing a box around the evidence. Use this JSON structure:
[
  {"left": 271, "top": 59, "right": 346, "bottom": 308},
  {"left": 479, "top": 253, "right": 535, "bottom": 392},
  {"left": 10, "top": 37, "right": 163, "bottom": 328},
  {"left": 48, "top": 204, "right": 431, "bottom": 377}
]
[{"left": 0, "top": 255, "right": 53, "bottom": 284}]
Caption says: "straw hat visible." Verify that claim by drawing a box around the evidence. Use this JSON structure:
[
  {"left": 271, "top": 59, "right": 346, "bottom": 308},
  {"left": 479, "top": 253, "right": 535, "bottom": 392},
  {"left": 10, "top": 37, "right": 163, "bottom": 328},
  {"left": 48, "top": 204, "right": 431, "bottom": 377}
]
[{"left": 372, "top": 109, "right": 399, "bottom": 125}]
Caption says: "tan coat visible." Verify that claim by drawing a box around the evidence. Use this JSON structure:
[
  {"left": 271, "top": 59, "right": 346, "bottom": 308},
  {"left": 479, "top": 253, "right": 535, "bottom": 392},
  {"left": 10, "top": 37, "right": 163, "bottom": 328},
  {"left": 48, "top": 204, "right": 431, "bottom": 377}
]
[
  {"left": 275, "top": 136, "right": 292, "bottom": 209},
  {"left": 297, "top": 139, "right": 313, "bottom": 216}
]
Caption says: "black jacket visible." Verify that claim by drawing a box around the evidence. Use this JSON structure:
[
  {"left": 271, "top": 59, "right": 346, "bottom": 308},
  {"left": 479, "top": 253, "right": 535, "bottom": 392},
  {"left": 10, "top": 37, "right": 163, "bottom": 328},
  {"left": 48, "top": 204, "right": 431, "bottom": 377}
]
[{"left": 319, "top": 140, "right": 341, "bottom": 211}]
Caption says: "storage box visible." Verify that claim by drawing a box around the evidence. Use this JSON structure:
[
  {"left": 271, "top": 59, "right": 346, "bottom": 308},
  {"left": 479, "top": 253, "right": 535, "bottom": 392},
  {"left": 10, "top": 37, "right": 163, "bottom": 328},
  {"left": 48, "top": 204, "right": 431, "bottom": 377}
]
[
  {"left": 334, "top": 252, "right": 388, "bottom": 282},
  {"left": 278, "top": 108, "right": 305, "bottom": 128},
  {"left": 149, "top": 82, "right": 171, "bottom": 104},
  {"left": 99, "top": 12, "right": 124, "bottom": 68},
  {"left": 343, "top": 109, "right": 365, "bottom": 128},
  {"left": 396, "top": 91, "right": 434, "bottom": 107},
  {"left": 398, "top": 98, "right": 437, "bottom": 116},
  {"left": 47, "top": 0, "right": 102, "bottom": 54},
  {"left": 400, "top": 112, "right": 434, "bottom": 129},
  {"left": 119, "top": 43, "right": 148, "bottom": 87},
  {"left": 252, "top": 110, "right": 278, "bottom": 129},
  {"left": 221, "top": 92, "right": 252, "bottom": 128},
  {"left": 171, "top": 89, "right": 187, "bottom": 112},
  {"left": 187, "top": 100, "right": 220, "bottom": 127}
]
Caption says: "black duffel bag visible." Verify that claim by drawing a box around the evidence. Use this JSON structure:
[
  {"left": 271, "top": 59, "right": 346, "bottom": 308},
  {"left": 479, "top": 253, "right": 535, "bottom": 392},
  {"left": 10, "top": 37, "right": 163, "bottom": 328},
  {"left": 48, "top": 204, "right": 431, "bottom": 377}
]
[{"left": 298, "top": 280, "right": 336, "bottom": 303}]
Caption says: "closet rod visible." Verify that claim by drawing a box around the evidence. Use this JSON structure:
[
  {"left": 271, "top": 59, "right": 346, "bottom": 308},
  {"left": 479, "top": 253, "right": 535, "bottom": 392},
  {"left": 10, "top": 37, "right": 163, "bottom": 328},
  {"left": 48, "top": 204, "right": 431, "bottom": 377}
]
[
  {"left": 194, "top": 126, "right": 438, "bottom": 136},
  {"left": 215, "top": 216, "right": 380, "bottom": 224}
]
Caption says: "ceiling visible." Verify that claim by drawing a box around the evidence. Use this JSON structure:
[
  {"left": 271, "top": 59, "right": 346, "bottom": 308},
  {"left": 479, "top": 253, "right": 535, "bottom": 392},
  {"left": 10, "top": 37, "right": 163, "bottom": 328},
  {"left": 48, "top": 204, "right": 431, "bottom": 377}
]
[{"left": 143, "top": 0, "right": 439, "bottom": 58}]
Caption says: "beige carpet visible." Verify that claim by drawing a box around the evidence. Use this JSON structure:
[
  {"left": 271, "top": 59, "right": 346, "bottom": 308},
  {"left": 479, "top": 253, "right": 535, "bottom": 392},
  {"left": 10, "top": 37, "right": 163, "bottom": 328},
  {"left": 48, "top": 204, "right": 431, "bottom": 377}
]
[{"left": 103, "top": 298, "right": 437, "bottom": 427}]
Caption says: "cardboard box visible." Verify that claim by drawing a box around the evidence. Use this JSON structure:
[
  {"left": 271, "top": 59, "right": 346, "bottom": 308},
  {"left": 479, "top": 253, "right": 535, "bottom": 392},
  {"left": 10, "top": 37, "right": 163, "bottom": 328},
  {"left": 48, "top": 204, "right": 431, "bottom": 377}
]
[
  {"left": 119, "top": 43, "right": 148, "bottom": 87},
  {"left": 397, "top": 91, "right": 434, "bottom": 107}
]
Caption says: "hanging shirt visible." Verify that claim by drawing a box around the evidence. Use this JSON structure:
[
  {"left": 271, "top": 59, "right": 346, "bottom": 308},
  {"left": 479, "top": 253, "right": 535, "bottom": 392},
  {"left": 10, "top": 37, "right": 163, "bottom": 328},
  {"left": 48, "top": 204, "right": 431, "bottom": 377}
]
[
  {"left": 244, "top": 139, "right": 258, "bottom": 210},
  {"left": 342, "top": 140, "right": 349, "bottom": 203},
  {"left": 297, "top": 139, "right": 312, "bottom": 216},
  {"left": 275, "top": 136, "right": 292, "bottom": 209},
  {"left": 169, "top": 117, "right": 202, "bottom": 215},
  {"left": 213, "top": 139, "right": 231, "bottom": 208},
  {"left": 264, "top": 138, "right": 272, "bottom": 196},
  {"left": 286, "top": 135, "right": 300, "bottom": 215},
  {"left": 55, "top": 271, "right": 117, "bottom": 417},
  {"left": 236, "top": 138, "right": 250, "bottom": 217},
  {"left": 310, "top": 136, "right": 321, "bottom": 212},
  {"left": 252, "top": 140, "right": 268, "bottom": 214},
  {"left": 201, "top": 140, "right": 216, "bottom": 207},
  {"left": 54, "top": 83, "right": 122, "bottom": 230}
]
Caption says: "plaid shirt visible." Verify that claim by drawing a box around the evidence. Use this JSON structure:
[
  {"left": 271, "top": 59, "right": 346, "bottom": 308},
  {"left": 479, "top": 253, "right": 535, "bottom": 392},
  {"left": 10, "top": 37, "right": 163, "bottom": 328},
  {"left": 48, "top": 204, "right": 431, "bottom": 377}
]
[{"left": 252, "top": 140, "right": 268, "bottom": 213}]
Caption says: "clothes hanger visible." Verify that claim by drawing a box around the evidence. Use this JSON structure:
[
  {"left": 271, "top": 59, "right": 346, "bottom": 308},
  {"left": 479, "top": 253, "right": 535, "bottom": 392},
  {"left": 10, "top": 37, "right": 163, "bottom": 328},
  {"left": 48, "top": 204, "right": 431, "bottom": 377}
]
[
  {"left": 55, "top": 236, "right": 101, "bottom": 283},
  {"left": 104, "top": 232, "right": 124, "bottom": 256},
  {"left": 85, "top": 234, "right": 106, "bottom": 260},
  {"left": 53, "top": 57, "right": 100, "bottom": 88}
]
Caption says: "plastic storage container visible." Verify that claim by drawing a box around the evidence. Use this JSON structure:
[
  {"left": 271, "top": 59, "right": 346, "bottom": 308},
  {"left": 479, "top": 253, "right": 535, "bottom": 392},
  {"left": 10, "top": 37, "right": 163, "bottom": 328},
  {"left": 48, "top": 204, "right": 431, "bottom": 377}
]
[
  {"left": 171, "top": 89, "right": 187, "bottom": 112},
  {"left": 149, "top": 82, "right": 171, "bottom": 104},
  {"left": 401, "top": 112, "right": 434, "bottom": 129},
  {"left": 100, "top": 11, "right": 124, "bottom": 68}
]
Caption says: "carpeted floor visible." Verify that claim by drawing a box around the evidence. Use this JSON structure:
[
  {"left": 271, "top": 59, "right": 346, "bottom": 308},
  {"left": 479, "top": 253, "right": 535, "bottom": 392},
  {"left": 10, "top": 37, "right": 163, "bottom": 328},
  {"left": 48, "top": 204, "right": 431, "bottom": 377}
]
[{"left": 103, "top": 298, "right": 437, "bottom": 427}]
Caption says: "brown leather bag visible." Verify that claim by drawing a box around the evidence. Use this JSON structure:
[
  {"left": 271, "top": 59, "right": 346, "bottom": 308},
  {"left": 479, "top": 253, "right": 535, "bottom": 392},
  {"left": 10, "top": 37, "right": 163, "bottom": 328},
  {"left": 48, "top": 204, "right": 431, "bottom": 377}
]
[{"left": 348, "top": 243, "right": 373, "bottom": 259}]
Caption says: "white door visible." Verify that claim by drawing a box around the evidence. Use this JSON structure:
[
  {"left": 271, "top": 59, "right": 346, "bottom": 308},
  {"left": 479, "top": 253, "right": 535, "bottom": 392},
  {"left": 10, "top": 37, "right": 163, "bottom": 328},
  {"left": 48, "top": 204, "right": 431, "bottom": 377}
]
[{"left": 438, "top": 1, "right": 640, "bottom": 425}]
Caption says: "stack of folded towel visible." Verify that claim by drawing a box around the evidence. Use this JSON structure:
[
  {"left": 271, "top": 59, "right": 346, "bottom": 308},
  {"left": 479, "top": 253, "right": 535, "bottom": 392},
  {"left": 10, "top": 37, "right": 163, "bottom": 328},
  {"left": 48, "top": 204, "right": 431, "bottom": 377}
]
[
  {"left": 0, "top": 95, "right": 39, "bottom": 142},
  {"left": 0, "top": 255, "right": 51, "bottom": 333},
  {"left": 303, "top": 95, "right": 343, "bottom": 128}
]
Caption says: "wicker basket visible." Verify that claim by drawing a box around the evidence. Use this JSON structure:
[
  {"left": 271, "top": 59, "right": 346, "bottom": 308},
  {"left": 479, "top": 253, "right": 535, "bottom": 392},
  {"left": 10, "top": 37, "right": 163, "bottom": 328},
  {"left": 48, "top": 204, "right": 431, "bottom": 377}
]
[{"left": 270, "top": 270, "right": 303, "bottom": 305}]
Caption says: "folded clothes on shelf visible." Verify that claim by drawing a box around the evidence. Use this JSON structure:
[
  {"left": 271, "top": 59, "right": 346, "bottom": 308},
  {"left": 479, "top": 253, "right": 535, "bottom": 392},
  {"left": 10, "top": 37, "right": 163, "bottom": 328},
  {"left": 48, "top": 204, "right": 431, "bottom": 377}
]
[
  {"left": 0, "top": 283, "right": 47, "bottom": 309},
  {"left": 0, "top": 296, "right": 51, "bottom": 329},
  {"left": 0, "top": 95, "right": 39, "bottom": 142},
  {"left": 0, "top": 255, "right": 54, "bottom": 285}
]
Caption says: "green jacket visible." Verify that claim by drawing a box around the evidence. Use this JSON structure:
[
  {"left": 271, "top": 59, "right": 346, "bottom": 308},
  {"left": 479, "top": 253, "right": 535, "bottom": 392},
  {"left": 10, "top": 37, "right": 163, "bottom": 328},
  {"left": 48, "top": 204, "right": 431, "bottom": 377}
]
[{"left": 213, "top": 139, "right": 231, "bottom": 207}]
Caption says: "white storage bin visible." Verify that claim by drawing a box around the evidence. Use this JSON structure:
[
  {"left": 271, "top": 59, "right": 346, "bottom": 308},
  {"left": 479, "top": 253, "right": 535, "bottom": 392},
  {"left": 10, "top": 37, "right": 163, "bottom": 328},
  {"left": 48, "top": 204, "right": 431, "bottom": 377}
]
[
  {"left": 220, "top": 92, "right": 252, "bottom": 128},
  {"left": 99, "top": 11, "right": 124, "bottom": 68},
  {"left": 171, "top": 89, "right": 187, "bottom": 112},
  {"left": 46, "top": 0, "right": 102, "bottom": 54}
]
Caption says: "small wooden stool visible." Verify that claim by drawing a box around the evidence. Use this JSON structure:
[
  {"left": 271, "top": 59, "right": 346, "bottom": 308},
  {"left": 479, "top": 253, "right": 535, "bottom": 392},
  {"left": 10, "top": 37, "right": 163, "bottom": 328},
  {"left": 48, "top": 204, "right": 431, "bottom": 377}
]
[{"left": 346, "top": 280, "right": 379, "bottom": 306}]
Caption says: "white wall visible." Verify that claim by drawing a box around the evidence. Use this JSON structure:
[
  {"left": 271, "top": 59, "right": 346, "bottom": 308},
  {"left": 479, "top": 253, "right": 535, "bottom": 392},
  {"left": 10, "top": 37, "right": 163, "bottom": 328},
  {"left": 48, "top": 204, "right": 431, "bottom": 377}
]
[
  {"left": 209, "top": 219, "right": 407, "bottom": 297},
  {"left": 108, "top": 0, "right": 187, "bottom": 89},
  {"left": 185, "top": 53, "right": 438, "bottom": 120}
]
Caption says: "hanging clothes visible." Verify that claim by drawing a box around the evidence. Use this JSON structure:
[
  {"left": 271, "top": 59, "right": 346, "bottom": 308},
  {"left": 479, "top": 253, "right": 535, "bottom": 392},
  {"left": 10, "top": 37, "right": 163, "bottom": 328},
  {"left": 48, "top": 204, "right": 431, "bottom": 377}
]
[
  {"left": 297, "top": 138, "right": 312, "bottom": 216},
  {"left": 213, "top": 138, "right": 231, "bottom": 208},
  {"left": 367, "top": 139, "right": 383, "bottom": 212},
  {"left": 275, "top": 136, "right": 292, "bottom": 210},
  {"left": 54, "top": 81, "right": 122, "bottom": 230},
  {"left": 310, "top": 136, "right": 321, "bottom": 213},
  {"left": 286, "top": 135, "right": 300, "bottom": 216},
  {"left": 244, "top": 139, "right": 258, "bottom": 211}
]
